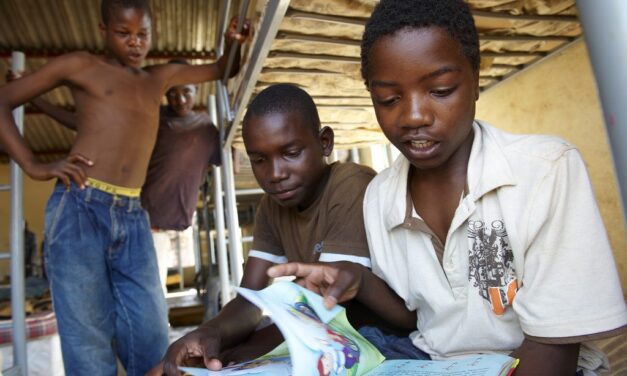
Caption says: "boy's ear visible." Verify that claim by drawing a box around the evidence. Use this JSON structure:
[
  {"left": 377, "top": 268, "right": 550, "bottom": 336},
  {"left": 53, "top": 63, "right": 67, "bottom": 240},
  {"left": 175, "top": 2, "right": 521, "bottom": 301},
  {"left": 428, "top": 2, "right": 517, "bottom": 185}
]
[
  {"left": 98, "top": 22, "right": 107, "bottom": 37},
  {"left": 473, "top": 71, "right": 480, "bottom": 101},
  {"left": 319, "top": 126, "right": 334, "bottom": 157}
]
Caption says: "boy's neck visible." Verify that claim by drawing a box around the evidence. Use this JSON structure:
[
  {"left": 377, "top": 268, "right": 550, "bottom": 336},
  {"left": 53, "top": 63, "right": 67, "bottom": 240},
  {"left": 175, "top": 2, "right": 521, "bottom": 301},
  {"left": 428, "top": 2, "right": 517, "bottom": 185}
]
[
  {"left": 103, "top": 54, "right": 144, "bottom": 73},
  {"left": 296, "top": 163, "right": 333, "bottom": 212}
]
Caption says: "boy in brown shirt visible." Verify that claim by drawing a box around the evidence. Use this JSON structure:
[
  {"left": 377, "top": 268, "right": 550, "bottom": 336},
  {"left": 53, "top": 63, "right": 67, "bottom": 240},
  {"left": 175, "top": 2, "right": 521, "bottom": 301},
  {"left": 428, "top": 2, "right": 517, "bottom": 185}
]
[{"left": 152, "top": 84, "right": 409, "bottom": 376}]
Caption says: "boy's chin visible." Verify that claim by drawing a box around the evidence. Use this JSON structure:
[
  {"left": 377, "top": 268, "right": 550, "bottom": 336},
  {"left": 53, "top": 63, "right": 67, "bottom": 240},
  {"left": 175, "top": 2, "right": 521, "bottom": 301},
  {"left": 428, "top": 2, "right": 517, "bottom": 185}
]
[{"left": 271, "top": 197, "right": 299, "bottom": 208}]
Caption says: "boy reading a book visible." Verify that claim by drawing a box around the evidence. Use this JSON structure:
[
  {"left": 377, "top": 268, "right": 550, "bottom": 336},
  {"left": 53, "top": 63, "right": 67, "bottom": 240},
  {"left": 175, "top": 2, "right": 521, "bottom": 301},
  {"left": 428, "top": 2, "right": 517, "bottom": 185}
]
[
  {"left": 269, "top": 0, "right": 627, "bottom": 375},
  {"left": 153, "top": 84, "right": 413, "bottom": 376},
  {"left": 0, "top": 0, "right": 249, "bottom": 374}
]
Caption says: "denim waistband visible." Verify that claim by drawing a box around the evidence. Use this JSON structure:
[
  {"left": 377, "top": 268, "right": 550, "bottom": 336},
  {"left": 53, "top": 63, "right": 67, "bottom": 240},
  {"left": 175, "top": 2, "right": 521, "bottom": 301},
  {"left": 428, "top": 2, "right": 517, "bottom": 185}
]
[{"left": 55, "top": 182, "right": 143, "bottom": 211}]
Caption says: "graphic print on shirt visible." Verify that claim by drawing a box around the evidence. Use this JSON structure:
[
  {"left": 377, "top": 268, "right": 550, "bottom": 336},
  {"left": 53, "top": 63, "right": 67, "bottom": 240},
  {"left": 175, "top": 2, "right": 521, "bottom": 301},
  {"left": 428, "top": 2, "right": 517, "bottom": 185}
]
[
  {"left": 468, "top": 220, "right": 518, "bottom": 315},
  {"left": 313, "top": 241, "right": 324, "bottom": 260}
]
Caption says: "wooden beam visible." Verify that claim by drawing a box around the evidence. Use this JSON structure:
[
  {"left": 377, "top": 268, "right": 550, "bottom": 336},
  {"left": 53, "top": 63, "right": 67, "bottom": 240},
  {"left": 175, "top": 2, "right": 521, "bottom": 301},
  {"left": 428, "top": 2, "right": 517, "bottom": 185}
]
[
  {"left": 276, "top": 32, "right": 361, "bottom": 46},
  {"left": 286, "top": 8, "right": 579, "bottom": 26},
  {"left": 0, "top": 49, "right": 217, "bottom": 60},
  {"left": 267, "top": 51, "right": 360, "bottom": 63},
  {"left": 286, "top": 9, "right": 367, "bottom": 26},
  {"left": 277, "top": 31, "right": 573, "bottom": 46},
  {"left": 472, "top": 10, "right": 579, "bottom": 23},
  {"left": 261, "top": 67, "right": 344, "bottom": 75}
]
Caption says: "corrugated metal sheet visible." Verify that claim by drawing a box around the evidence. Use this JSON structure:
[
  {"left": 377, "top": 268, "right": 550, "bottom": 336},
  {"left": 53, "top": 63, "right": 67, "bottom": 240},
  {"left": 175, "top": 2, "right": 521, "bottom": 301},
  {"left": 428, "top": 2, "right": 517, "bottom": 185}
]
[
  {"left": 0, "top": 0, "right": 227, "bottom": 163},
  {"left": 228, "top": 0, "right": 582, "bottom": 148},
  {"left": 0, "top": 0, "right": 584, "bottom": 159}
]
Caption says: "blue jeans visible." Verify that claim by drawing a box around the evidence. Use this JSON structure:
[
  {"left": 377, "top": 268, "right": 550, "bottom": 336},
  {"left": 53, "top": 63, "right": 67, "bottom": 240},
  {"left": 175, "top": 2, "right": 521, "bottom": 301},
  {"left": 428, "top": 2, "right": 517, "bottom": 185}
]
[
  {"left": 43, "top": 183, "right": 169, "bottom": 376},
  {"left": 358, "top": 326, "right": 431, "bottom": 360}
]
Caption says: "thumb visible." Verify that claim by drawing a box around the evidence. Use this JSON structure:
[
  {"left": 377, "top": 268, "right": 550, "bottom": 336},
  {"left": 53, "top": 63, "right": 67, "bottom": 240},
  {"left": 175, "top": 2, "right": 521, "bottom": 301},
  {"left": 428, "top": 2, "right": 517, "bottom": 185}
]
[
  {"left": 204, "top": 357, "right": 223, "bottom": 371},
  {"left": 322, "top": 265, "right": 361, "bottom": 307},
  {"left": 323, "top": 295, "right": 338, "bottom": 310},
  {"left": 202, "top": 336, "right": 224, "bottom": 371}
]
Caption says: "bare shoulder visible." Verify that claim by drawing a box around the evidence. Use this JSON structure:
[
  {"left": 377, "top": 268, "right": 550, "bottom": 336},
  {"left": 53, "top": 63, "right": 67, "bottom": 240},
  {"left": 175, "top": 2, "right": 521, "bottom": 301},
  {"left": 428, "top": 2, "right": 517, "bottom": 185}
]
[
  {"left": 51, "top": 51, "right": 99, "bottom": 69},
  {"left": 36, "top": 51, "right": 103, "bottom": 83},
  {"left": 143, "top": 62, "right": 178, "bottom": 78}
]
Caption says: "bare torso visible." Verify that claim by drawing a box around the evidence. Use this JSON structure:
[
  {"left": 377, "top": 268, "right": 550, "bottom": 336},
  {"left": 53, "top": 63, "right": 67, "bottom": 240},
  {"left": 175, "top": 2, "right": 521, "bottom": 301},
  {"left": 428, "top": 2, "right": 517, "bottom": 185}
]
[{"left": 68, "top": 54, "right": 167, "bottom": 188}]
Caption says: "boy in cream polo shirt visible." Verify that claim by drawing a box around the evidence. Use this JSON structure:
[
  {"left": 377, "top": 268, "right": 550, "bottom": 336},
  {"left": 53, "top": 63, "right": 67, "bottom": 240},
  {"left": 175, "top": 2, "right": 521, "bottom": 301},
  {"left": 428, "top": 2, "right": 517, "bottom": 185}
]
[{"left": 269, "top": 0, "right": 627, "bottom": 374}]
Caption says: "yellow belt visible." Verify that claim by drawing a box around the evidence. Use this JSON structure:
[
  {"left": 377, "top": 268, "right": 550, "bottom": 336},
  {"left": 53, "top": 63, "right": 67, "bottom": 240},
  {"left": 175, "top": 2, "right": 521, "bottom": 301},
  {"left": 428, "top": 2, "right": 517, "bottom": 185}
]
[{"left": 87, "top": 178, "right": 141, "bottom": 198}]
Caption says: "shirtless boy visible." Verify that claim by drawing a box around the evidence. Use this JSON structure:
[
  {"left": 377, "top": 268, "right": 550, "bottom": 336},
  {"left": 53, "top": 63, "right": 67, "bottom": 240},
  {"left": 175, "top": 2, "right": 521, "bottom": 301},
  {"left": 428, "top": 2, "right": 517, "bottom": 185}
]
[{"left": 0, "top": 1, "right": 249, "bottom": 374}]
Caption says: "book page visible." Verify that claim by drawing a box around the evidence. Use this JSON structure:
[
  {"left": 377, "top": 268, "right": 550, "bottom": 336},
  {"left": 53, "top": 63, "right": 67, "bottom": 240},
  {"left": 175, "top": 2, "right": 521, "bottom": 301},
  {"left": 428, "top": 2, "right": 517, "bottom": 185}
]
[
  {"left": 237, "top": 282, "right": 384, "bottom": 376},
  {"left": 365, "top": 355, "right": 518, "bottom": 376},
  {"left": 180, "top": 282, "right": 384, "bottom": 376}
]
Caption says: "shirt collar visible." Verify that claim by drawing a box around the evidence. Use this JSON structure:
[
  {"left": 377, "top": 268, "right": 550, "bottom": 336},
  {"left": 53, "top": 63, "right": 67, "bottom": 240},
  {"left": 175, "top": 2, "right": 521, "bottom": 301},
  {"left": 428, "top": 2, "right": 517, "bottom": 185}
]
[
  {"left": 467, "top": 120, "right": 517, "bottom": 200},
  {"left": 382, "top": 120, "right": 516, "bottom": 231}
]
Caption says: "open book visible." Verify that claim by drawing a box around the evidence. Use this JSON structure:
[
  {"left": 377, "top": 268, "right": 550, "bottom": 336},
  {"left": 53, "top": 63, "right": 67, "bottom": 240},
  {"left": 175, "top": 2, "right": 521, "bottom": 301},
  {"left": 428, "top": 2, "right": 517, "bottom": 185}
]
[{"left": 180, "top": 282, "right": 518, "bottom": 376}]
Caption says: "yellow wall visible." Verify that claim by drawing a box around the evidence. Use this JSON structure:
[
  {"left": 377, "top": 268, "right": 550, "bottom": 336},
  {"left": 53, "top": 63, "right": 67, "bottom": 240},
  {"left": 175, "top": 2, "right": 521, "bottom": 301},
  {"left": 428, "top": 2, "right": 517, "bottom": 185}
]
[
  {"left": 476, "top": 39, "right": 627, "bottom": 291},
  {"left": 0, "top": 166, "right": 55, "bottom": 278}
]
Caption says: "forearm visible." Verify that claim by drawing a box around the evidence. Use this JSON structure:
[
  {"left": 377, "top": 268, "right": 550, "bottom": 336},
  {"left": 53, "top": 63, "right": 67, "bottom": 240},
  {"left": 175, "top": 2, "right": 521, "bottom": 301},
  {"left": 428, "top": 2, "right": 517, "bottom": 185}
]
[
  {"left": 30, "top": 98, "right": 77, "bottom": 130},
  {"left": 217, "top": 43, "right": 242, "bottom": 78},
  {"left": 356, "top": 268, "right": 416, "bottom": 330},
  {"left": 510, "top": 339, "right": 580, "bottom": 376},
  {"left": 0, "top": 106, "right": 38, "bottom": 170},
  {"left": 198, "top": 295, "right": 264, "bottom": 349}
]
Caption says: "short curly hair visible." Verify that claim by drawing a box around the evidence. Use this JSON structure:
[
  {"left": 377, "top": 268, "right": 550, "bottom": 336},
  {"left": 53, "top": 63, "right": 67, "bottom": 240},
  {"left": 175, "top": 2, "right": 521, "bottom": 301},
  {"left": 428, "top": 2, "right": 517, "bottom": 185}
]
[
  {"left": 101, "top": 0, "right": 152, "bottom": 25},
  {"left": 361, "top": 0, "right": 479, "bottom": 86},
  {"left": 243, "top": 84, "right": 321, "bottom": 136}
]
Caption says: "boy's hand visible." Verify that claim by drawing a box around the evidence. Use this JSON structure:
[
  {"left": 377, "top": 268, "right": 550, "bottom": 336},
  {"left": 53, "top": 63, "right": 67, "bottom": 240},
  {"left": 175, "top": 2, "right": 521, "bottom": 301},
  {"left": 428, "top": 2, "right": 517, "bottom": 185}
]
[
  {"left": 26, "top": 153, "right": 93, "bottom": 188},
  {"left": 267, "top": 262, "right": 365, "bottom": 309},
  {"left": 156, "top": 326, "right": 225, "bottom": 376},
  {"left": 225, "top": 16, "right": 251, "bottom": 44}
]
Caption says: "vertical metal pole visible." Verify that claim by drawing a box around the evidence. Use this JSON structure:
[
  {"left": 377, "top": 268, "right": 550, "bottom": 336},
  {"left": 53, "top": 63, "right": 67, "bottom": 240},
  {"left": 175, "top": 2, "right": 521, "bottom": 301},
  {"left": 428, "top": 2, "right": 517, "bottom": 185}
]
[
  {"left": 175, "top": 233, "right": 183, "bottom": 290},
  {"left": 192, "top": 212, "right": 201, "bottom": 275},
  {"left": 215, "top": 77, "right": 244, "bottom": 288},
  {"left": 215, "top": 0, "right": 232, "bottom": 55},
  {"left": 350, "top": 148, "right": 360, "bottom": 164},
  {"left": 222, "top": 0, "right": 251, "bottom": 85},
  {"left": 212, "top": 167, "right": 231, "bottom": 305},
  {"left": 221, "top": 146, "right": 243, "bottom": 287},
  {"left": 578, "top": 1, "right": 627, "bottom": 222},
  {"left": 10, "top": 51, "right": 27, "bottom": 376},
  {"left": 208, "top": 94, "right": 232, "bottom": 304}
]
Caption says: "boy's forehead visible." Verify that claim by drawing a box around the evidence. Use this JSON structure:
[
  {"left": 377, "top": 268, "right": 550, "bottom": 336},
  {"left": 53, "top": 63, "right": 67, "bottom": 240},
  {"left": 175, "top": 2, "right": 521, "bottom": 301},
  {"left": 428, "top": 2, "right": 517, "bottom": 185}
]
[
  {"left": 373, "top": 27, "right": 472, "bottom": 71},
  {"left": 107, "top": 6, "right": 152, "bottom": 25},
  {"left": 245, "top": 111, "right": 318, "bottom": 139},
  {"left": 169, "top": 84, "right": 196, "bottom": 92}
]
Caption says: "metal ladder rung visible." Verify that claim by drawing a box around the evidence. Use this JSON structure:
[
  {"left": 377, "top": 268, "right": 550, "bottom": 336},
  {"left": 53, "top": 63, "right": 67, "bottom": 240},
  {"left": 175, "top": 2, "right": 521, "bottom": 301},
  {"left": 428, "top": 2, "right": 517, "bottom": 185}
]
[
  {"left": 0, "top": 253, "right": 11, "bottom": 260},
  {"left": 0, "top": 185, "right": 11, "bottom": 192}
]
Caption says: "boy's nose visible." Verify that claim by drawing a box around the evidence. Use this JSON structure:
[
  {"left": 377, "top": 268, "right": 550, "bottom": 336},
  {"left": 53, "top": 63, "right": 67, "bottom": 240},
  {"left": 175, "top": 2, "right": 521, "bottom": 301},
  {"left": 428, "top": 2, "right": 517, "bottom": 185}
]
[
  {"left": 128, "top": 35, "right": 140, "bottom": 46},
  {"left": 403, "top": 94, "right": 433, "bottom": 128},
  {"left": 269, "top": 160, "right": 288, "bottom": 182},
  {"left": 172, "top": 95, "right": 185, "bottom": 105}
]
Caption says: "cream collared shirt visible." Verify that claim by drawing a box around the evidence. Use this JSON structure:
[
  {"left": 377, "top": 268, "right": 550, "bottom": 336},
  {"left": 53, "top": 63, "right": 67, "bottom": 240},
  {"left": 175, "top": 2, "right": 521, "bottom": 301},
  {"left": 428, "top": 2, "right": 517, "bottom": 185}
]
[{"left": 364, "top": 121, "right": 627, "bottom": 367}]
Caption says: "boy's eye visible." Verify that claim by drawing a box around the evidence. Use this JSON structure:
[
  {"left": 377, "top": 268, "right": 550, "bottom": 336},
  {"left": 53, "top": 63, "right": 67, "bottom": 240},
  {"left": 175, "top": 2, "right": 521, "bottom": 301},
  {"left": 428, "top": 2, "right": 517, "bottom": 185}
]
[
  {"left": 431, "top": 87, "right": 455, "bottom": 98},
  {"left": 284, "top": 149, "right": 302, "bottom": 158},
  {"left": 248, "top": 155, "right": 265, "bottom": 164},
  {"left": 374, "top": 96, "right": 399, "bottom": 106}
]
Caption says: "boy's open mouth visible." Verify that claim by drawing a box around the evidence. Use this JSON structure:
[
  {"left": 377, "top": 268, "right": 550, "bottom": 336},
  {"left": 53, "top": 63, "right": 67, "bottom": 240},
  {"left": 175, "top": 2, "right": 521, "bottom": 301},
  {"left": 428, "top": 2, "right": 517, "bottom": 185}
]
[{"left": 410, "top": 140, "right": 436, "bottom": 149}]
